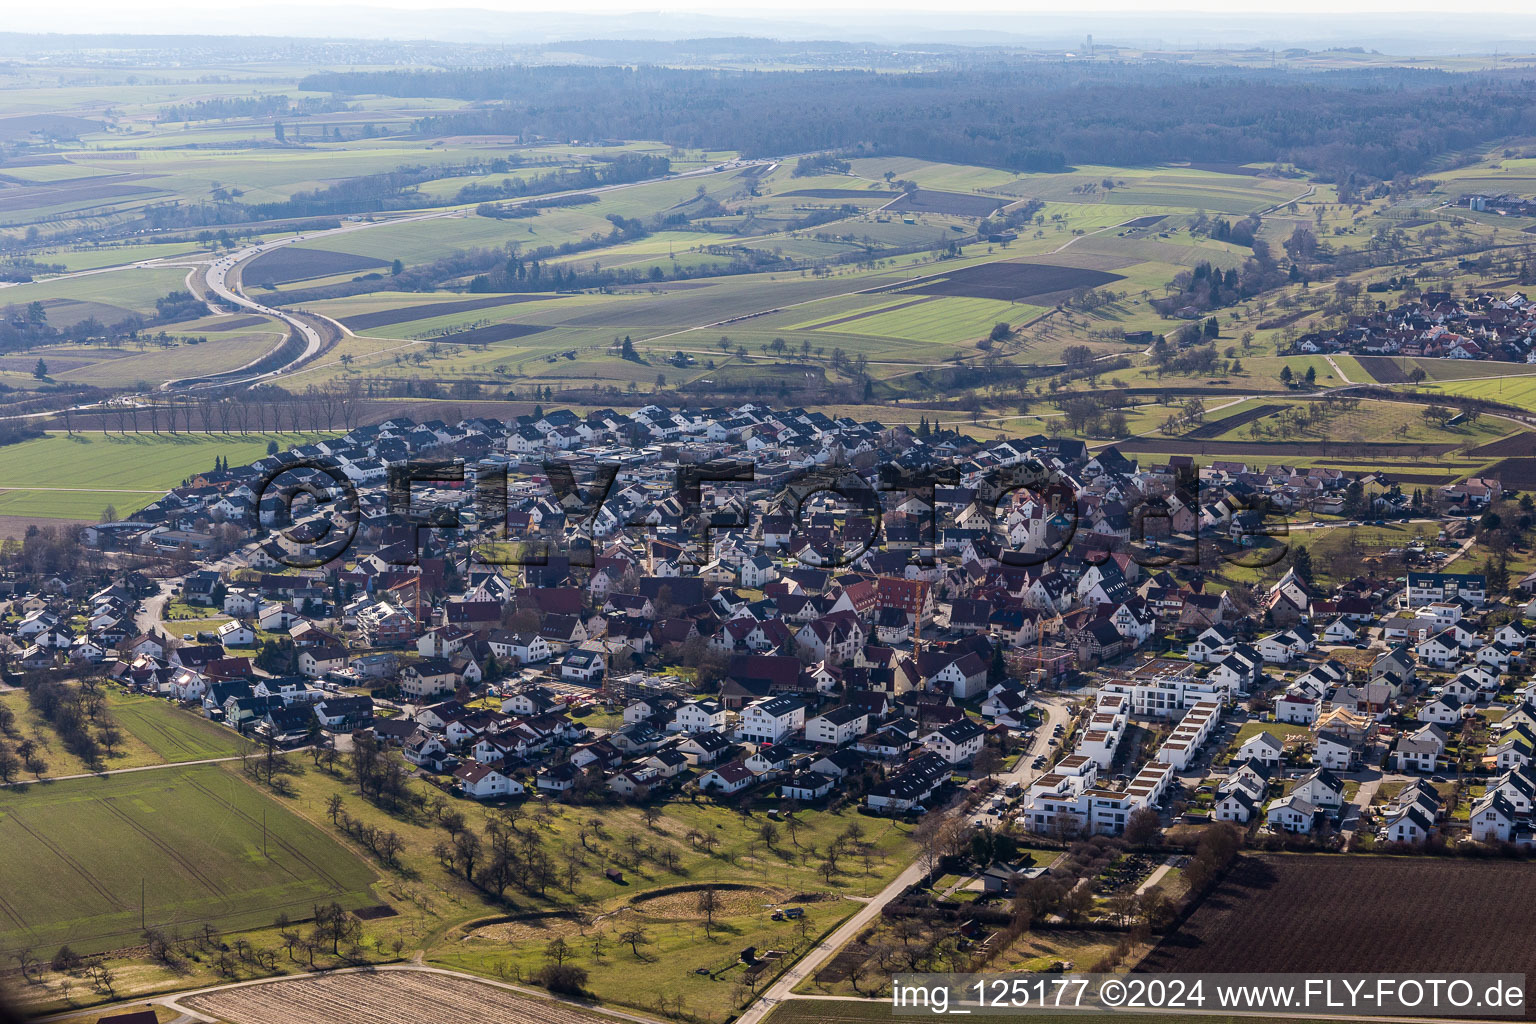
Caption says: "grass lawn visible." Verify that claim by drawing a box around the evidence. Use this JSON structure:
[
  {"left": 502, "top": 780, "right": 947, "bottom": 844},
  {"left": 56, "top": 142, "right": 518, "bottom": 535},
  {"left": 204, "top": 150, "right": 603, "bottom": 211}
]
[
  {"left": 436, "top": 898, "right": 856, "bottom": 1021},
  {"left": 988, "top": 927, "right": 1154, "bottom": 973},
  {"left": 0, "top": 762, "right": 377, "bottom": 957},
  {"left": 1231, "top": 721, "right": 1312, "bottom": 747},
  {"left": 1212, "top": 398, "right": 1509, "bottom": 446}
]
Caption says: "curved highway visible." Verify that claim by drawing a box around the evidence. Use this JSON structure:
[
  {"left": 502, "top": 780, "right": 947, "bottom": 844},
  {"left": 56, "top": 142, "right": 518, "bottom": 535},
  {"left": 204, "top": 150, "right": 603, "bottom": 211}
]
[{"left": 198, "top": 159, "right": 768, "bottom": 389}]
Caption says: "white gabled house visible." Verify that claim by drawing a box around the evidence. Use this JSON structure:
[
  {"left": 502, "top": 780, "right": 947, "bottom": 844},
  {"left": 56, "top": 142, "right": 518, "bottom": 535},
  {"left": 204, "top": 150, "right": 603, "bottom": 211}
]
[
  {"left": 735, "top": 696, "right": 806, "bottom": 744},
  {"left": 1266, "top": 793, "right": 1317, "bottom": 833},
  {"left": 922, "top": 717, "right": 987, "bottom": 765},
  {"left": 1276, "top": 692, "right": 1318, "bottom": 725},
  {"left": 1235, "top": 730, "right": 1285, "bottom": 766},
  {"left": 1393, "top": 723, "right": 1446, "bottom": 773},
  {"left": 804, "top": 704, "right": 871, "bottom": 746},
  {"left": 454, "top": 762, "right": 524, "bottom": 800},
  {"left": 699, "top": 760, "right": 757, "bottom": 795}
]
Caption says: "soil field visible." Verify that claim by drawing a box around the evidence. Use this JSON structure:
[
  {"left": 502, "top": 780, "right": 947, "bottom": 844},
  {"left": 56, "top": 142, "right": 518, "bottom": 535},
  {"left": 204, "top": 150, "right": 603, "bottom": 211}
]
[
  {"left": 780, "top": 188, "right": 898, "bottom": 200},
  {"left": 0, "top": 114, "right": 103, "bottom": 142},
  {"left": 1140, "top": 854, "right": 1536, "bottom": 1003},
  {"left": 37, "top": 298, "right": 137, "bottom": 327},
  {"left": 0, "top": 179, "right": 164, "bottom": 213},
  {"left": 1182, "top": 403, "right": 1282, "bottom": 440},
  {"left": 342, "top": 294, "right": 557, "bottom": 331},
  {"left": 243, "top": 248, "right": 388, "bottom": 288},
  {"left": 1113, "top": 437, "right": 1460, "bottom": 458},
  {"left": 185, "top": 968, "right": 626, "bottom": 1024},
  {"left": 0, "top": 513, "right": 86, "bottom": 539},
  {"left": 436, "top": 323, "right": 550, "bottom": 344},
  {"left": 763, "top": 1000, "right": 1363, "bottom": 1024},
  {"left": 1122, "top": 214, "right": 1168, "bottom": 228},
  {"left": 886, "top": 189, "right": 1005, "bottom": 217},
  {"left": 1467, "top": 432, "right": 1536, "bottom": 458},
  {"left": 1487, "top": 457, "right": 1536, "bottom": 489},
  {"left": 907, "top": 261, "right": 1124, "bottom": 302},
  {"left": 208, "top": 314, "right": 268, "bottom": 331},
  {"left": 1354, "top": 355, "right": 1413, "bottom": 384}
]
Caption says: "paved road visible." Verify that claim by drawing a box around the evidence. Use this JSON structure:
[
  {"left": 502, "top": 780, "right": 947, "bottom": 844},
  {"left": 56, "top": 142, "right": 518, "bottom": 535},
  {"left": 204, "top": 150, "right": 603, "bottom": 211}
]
[
  {"left": 735, "top": 853, "right": 929, "bottom": 1024},
  {"left": 1000, "top": 696, "right": 1070, "bottom": 787},
  {"left": 196, "top": 161, "right": 768, "bottom": 391},
  {"left": 1340, "top": 769, "right": 1413, "bottom": 843},
  {"left": 1324, "top": 354, "right": 1356, "bottom": 385},
  {"left": 134, "top": 581, "right": 172, "bottom": 635},
  {"left": 727, "top": 992, "right": 1528, "bottom": 1024},
  {"left": 1134, "top": 854, "right": 1181, "bottom": 896}
]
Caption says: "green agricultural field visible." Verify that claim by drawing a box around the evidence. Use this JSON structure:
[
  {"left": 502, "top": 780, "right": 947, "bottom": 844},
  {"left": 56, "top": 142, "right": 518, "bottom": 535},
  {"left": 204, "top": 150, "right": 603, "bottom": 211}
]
[
  {"left": 0, "top": 690, "right": 242, "bottom": 779},
  {"left": 0, "top": 432, "right": 334, "bottom": 522},
  {"left": 0, "top": 763, "right": 377, "bottom": 957},
  {"left": 0, "top": 267, "right": 191, "bottom": 316},
  {"left": 843, "top": 156, "right": 1019, "bottom": 192},
  {"left": 1381, "top": 358, "right": 1536, "bottom": 382},
  {"left": 1414, "top": 374, "right": 1536, "bottom": 414},
  {"left": 34, "top": 242, "right": 209, "bottom": 273},
  {"left": 47, "top": 328, "right": 285, "bottom": 387},
  {"left": 812, "top": 295, "right": 1045, "bottom": 346},
  {"left": 109, "top": 694, "right": 246, "bottom": 764}
]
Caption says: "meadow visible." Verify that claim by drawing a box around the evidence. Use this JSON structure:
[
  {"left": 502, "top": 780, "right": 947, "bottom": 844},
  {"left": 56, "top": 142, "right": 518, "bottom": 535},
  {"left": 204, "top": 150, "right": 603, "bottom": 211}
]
[
  {"left": 0, "top": 432, "right": 334, "bottom": 521},
  {"left": 0, "top": 763, "right": 377, "bottom": 957}
]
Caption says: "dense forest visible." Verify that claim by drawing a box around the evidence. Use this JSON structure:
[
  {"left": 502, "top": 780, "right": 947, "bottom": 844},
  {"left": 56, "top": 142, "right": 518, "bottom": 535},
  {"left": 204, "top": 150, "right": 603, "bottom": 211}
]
[
  {"left": 299, "top": 63, "right": 1536, "bottom": 181},
  {"left": 157, "top": 94, "right": 346, "bottom": 123}
]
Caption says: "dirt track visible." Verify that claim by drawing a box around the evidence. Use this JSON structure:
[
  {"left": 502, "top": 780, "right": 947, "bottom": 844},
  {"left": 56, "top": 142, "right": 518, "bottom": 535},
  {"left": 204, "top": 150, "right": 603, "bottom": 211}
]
[{"left": 1112, "top": 437, "right": 1460, "bottom": 458}]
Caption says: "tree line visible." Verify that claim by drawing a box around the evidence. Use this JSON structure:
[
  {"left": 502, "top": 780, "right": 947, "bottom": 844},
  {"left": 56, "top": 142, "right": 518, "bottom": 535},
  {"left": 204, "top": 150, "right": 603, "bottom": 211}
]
[{"left": 300, "top": 63, "right": 1536, "bottom": 183}]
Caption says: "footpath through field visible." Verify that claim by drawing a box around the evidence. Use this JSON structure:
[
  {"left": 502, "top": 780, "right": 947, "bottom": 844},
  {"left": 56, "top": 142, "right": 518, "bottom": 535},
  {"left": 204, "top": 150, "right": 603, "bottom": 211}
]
[{"left": 0, "top": 751, "right": 249, "bottom": 788}]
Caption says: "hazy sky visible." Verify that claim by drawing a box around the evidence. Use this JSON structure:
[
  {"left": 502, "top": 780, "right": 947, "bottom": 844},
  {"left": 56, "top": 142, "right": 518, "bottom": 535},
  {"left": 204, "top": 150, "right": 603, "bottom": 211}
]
[
  {"left": 20, "top": 0, "right": 1536, "bottom": 12},
  {"left": 10, "top": 0, "right": 1536, "bottom": 48},
  {"left": 15, "top": 0, "right": 1536, "bottom": 21}
]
